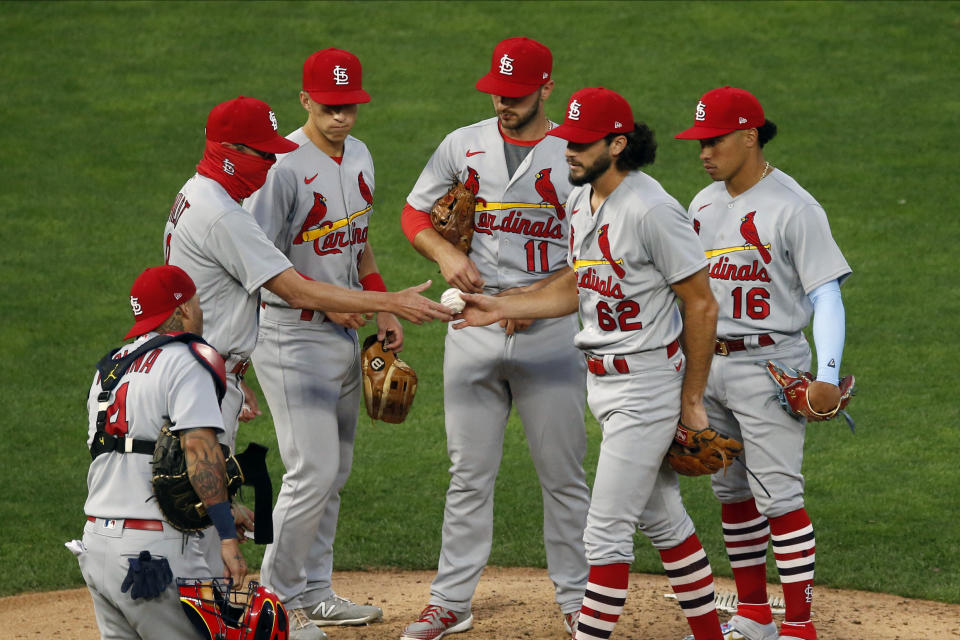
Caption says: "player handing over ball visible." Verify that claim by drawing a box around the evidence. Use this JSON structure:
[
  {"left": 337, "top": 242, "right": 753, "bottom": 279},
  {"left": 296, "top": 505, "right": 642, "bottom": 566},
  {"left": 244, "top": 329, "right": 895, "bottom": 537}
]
[{"left": 456, "top": 87, "right": 728, "bottom": 640}]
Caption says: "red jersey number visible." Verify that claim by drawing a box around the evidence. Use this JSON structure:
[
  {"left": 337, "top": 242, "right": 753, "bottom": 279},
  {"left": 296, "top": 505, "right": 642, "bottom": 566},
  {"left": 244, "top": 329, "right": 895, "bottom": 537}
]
[
  {"left": 104, "top": 382, "right": 131, "bottom": 436},
  {"left": 596, "top": 300, "right": 644, "bottom": 332},
  {"left": 731, "top": 286, "right": 771, "bottom": 320}
]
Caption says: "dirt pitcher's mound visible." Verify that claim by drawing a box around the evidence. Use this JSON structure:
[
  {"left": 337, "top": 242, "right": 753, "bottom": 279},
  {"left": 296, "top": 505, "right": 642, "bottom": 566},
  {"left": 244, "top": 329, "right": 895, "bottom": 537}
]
[{"left": 2, "top": 568, "right": 958, "bottom": 639}]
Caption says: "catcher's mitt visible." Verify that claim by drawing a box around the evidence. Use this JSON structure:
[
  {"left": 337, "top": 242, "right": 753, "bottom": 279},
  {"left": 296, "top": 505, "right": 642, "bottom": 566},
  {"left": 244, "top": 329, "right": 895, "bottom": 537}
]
[
  {"left": 361, "top": 334, "right": 418, "bottom": 423},
  {"left": 764, "top": 360, "right": 856, "bottom": 430},
  {"left": 430, "top": 181, "right": 475, "bottom": 253},
  {"left": 152, "top": 423, "right": 243, "bottom": 532},
  {"left": 666, "top": 422, "right": 744, "bottom": 476}
]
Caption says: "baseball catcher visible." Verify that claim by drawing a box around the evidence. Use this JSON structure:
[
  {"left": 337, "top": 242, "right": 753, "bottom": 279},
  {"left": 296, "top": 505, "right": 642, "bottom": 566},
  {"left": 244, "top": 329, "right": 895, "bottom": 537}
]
[
  {"left": 361, "top": 334, "right": 418, "bottom": 423},
  {"left": 666, "top": 421, "right": 744, "bottom": 476},
  {"left": 430, "top": 180, "right": 476, "bottom": 253},
  {"left": 765, "top": 360, "right": 856, "bottom": 430}
]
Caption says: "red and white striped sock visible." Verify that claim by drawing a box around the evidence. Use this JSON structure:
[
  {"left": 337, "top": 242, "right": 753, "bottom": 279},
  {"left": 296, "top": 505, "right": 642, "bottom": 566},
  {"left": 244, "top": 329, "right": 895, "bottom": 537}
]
[
  {"left": 722, "top": 498, "right": 772, "bottom": 623},
  {"left": 659, "top": 534, "right": 724, "bottom": 640},
  {"left": 574, "top": 563, "right": 628, "bottom": 640},
  {"left": 770, "top": 508, "right": 817, "bottom": 640}
]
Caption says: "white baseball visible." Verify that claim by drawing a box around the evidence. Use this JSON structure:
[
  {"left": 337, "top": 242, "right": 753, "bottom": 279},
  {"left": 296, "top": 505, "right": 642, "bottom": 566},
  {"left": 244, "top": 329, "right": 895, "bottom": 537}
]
[{"left": 441, "top": 287, "right": 466, "bottom": 313}]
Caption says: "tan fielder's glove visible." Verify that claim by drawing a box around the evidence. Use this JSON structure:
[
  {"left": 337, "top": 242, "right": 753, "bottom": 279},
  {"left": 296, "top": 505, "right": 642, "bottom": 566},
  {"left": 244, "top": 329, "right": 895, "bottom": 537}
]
[
  {"left": 666, "top": 422, "right": 744, "bottom": 476},
  {"left": 764, "top": 360, "right": 856, "bottom": 430},
  {"left": 430, "top": 181, "right": 476, "bottom": 253},
  {"left": 361, "top": 335, "right": 418, "bottom": 423}
]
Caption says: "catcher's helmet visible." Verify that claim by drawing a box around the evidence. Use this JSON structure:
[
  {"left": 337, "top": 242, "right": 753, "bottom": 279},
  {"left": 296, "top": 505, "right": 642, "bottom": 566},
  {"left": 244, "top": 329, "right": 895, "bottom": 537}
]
[{"left": 178, "top": 578, "right": 288, "bottom": 640}]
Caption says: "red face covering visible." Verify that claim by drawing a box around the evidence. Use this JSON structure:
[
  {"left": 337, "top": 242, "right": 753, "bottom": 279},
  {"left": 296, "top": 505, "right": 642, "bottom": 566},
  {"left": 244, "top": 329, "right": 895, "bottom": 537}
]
[{"left": 196, "top": 141, "right": 276, "bottom": 202}]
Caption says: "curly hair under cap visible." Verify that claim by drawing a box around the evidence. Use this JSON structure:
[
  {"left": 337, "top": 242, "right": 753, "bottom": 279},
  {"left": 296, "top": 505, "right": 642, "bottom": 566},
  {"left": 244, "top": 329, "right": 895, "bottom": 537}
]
[{"left": 606, "top": 124, "right": 657, "bottom": 171}]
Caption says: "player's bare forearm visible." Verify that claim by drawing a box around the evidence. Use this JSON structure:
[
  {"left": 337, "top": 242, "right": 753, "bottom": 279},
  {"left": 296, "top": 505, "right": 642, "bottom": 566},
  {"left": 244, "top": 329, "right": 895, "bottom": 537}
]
[
  {"left": 457, "top": 269, "right": 578, "bottom": 328},
  {"left": 180, "top": 428, "right": 230, "bottom": 506},
  {"left": 671, "top": 269, "right": 718, "bottom": 427},
  {"left": 412, "top": 227, "right": 484, "bottom": 293},
  {"left": 266, "top": 268, "right": 452, "bottom": 324}
]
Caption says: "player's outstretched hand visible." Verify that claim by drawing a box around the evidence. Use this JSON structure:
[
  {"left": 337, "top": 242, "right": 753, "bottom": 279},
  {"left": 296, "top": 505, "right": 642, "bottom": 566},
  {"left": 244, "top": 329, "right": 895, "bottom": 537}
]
[
  {"left": 221, "top": 538, "right": 247, "bottom": 584},
  {"left": 391, "top": 280, "right": 456, "bottom": 324},
  {"left": 436, "top": 243, "right": 484, "bottom": 293},
  {"left": 452, "top": 293, "right": 502, "bottom": 330}
]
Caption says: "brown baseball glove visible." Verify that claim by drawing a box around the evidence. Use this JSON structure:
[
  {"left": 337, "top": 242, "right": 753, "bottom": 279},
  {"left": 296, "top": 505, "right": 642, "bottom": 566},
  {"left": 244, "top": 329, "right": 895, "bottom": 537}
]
[
  {"left": 764, "top": 360, "right": 856, "bottom": 430},
  {"left": 666, "top": 422, "right": 744, "bottom": 476},
  {"left": 430, "top": 181, "right": 475, "bottom": 253},
  {"left": 361, "top": 335, "right": 418, "bottom": 423}
]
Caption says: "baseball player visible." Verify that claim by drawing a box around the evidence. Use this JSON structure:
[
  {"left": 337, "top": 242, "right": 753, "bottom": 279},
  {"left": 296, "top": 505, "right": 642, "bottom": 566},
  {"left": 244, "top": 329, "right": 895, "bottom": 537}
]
[
  {"left": 675, "top": 87, "right": 852, "bottom": 640},
  {"left": 243, "top": 48, "right": 388, "bottom": 640},
  {"left": 163, "top": 95, "right": 452, "bottom": 449},
  {"left": 456, "top": 87, "right": 728, "bottom": 640},
  {"left": 77, "top": 265, "right": 246, "bottom": 639},
  {"left": 398, "top": 37, "right": 591, "bottom": 639}
]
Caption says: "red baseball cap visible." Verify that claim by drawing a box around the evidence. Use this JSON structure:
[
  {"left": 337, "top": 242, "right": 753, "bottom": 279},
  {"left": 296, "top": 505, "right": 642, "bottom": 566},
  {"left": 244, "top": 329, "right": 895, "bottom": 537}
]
[
  {"left": 125, "top": 265, "right": 197, "bottom": 339},
  {"left": 205, "top": 96, "right": 300, "bottom": 154},
  {"left": 675, "top": 86, "right": 765, "bottom": 139},
  {"left": 475, "top": 37, "right": 552, "bottom": 98},
  {"left": 547, "top": 87, "right": 635, "bottom": 144},
  {"left": 303, "top": 48, "right": 371, "bottom": 105}
]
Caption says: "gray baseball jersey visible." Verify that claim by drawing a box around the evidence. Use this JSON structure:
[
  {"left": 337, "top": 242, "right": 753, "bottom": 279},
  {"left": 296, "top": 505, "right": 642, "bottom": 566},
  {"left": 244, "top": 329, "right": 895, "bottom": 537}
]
[
  {"left": 408, "top": 117, "right": 572, "bottom": 292},
  {"left": 688, "top": 168, "right": 850, "bottom": 339},
  {"left": 243, "top": 129, "right": 373, "bottom": 607},
  {"left": 689, "top": 167, "right": 851, "bottom": 515},
  {"left": 79, "top": 333, "right": 225, "bottom": 639},
  {"left": 568, "top": 171, "right": 708, "bottom": 355},
  {"left": 163, "top": 174, "right": 292, "bottom": 359},
  {"left": 407, "top": 117, "right": 590, "bottom": 615},
  {"left": 84, "top": 333, "right": 224, "bottom": 519},
  {"left": 566, "top": 170, "right": 707, "bottom": 562}
]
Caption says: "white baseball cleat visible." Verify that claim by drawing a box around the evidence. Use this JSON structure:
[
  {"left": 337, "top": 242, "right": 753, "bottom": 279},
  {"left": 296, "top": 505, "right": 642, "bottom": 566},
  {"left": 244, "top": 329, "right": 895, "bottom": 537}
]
[
  {"left": 400, "top": 604, "right": 473, "bottom": 640},
  {"left": 305, "top": 594, "right": 383, "bottom": 626}
]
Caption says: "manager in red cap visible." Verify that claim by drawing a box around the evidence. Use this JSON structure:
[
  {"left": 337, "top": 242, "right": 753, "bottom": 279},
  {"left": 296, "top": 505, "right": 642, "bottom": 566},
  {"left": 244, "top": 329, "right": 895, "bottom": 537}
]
[
  {"left": 675, "top": 87, "right": 852, "bottom": 640},
  {"left": 162, "top": 95, "right": 453, "bottom": 448},
  {"left": 242, "top": 47, "right": 390, "bottom": 638},
  {"left": 398, "top": 37, "right": 591, "bottom": 640},
  {"left": 455, "top": 88, "right": 728, "bottom": 640}
]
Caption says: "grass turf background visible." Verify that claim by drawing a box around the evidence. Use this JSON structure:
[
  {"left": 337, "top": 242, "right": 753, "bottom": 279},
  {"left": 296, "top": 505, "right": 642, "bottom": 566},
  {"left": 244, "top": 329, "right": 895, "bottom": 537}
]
[{"left": 1, "top": 0, "right": 957, "bottom": 602}]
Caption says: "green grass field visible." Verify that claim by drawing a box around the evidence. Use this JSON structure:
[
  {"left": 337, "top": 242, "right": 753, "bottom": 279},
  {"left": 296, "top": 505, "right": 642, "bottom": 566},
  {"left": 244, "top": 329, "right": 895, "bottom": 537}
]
[{"left": 2, "top": 0, "right": 958, "bottom": 603}]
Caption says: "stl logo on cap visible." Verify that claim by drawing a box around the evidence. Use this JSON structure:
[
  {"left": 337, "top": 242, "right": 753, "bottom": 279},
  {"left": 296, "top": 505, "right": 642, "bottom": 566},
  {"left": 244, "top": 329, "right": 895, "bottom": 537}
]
[
  {"left": 269, "top": 110, "right": 279, "bottom": 131},
  {"left": 568, "top": 99, "right": 582, "bottom": 121},
  {"left": 131, "top": 297, "right": 143, "bottom": 316},
  {"left": 333, "top": 64, "right": 349, "bottom": 85},
  {"left": 695, "top": 100, "right": 706, "bottom": 122},
  {"left": 498, "top": 54, "right": 515, "bottom": 76}
]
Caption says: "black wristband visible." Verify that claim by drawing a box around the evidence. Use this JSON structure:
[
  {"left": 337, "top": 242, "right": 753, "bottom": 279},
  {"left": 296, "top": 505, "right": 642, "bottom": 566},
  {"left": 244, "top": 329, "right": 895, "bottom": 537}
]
[{"left": 207, "top": 501, "right": 236, "bottom": 540}]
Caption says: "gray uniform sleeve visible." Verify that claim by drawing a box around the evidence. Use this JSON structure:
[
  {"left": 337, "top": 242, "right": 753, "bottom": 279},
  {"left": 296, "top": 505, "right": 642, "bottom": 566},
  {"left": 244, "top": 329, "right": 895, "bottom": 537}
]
[
  {"left": 782, "top": 204, "right": 851, "bottom": 293},
  {"left": 642, "top": 203, "right": 709, "bottom": 284},
  {"left": 407, "top": 133, "right": 460, "bottom": 211},
  {"left": 166, "top": 355, "right": 225, "bottom": 433},
  {"left": 204, "top": 209, "right": 293, "bottom": 295},
  {"left": 245, "top": 164, "right": 298, "bottom": 249}
]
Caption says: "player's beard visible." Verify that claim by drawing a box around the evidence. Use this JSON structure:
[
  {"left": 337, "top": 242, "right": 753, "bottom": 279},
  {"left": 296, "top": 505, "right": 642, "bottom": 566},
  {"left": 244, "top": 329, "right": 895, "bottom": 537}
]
[
  {"left": 569, "top": 153, "right": 612, "bottom": 186},
  {"left": 498, "top": 100, "right": 539, "bottom": 133}
]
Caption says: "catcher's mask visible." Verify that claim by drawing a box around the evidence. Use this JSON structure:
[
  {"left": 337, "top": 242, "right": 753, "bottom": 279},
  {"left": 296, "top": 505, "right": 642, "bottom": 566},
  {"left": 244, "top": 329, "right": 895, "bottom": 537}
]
[{"left": 178, "top": 578, "right": 288, "bottom": 640}]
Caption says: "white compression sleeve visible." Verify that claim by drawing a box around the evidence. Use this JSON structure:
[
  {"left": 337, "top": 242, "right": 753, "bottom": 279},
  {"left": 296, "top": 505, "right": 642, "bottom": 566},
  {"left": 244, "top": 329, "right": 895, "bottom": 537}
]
[{"left": 808, "top": 279, "right": 845, "bottom": 385}]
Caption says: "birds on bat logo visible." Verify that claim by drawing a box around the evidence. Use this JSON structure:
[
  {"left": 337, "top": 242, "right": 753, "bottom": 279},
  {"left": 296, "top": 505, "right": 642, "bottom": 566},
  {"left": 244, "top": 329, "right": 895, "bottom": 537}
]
[
  {"left": 534, "top": 168, "right": 566, "bottom": 220},
  {"left": 739, "top": 211, "right": 772, "bottom": 263}
]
